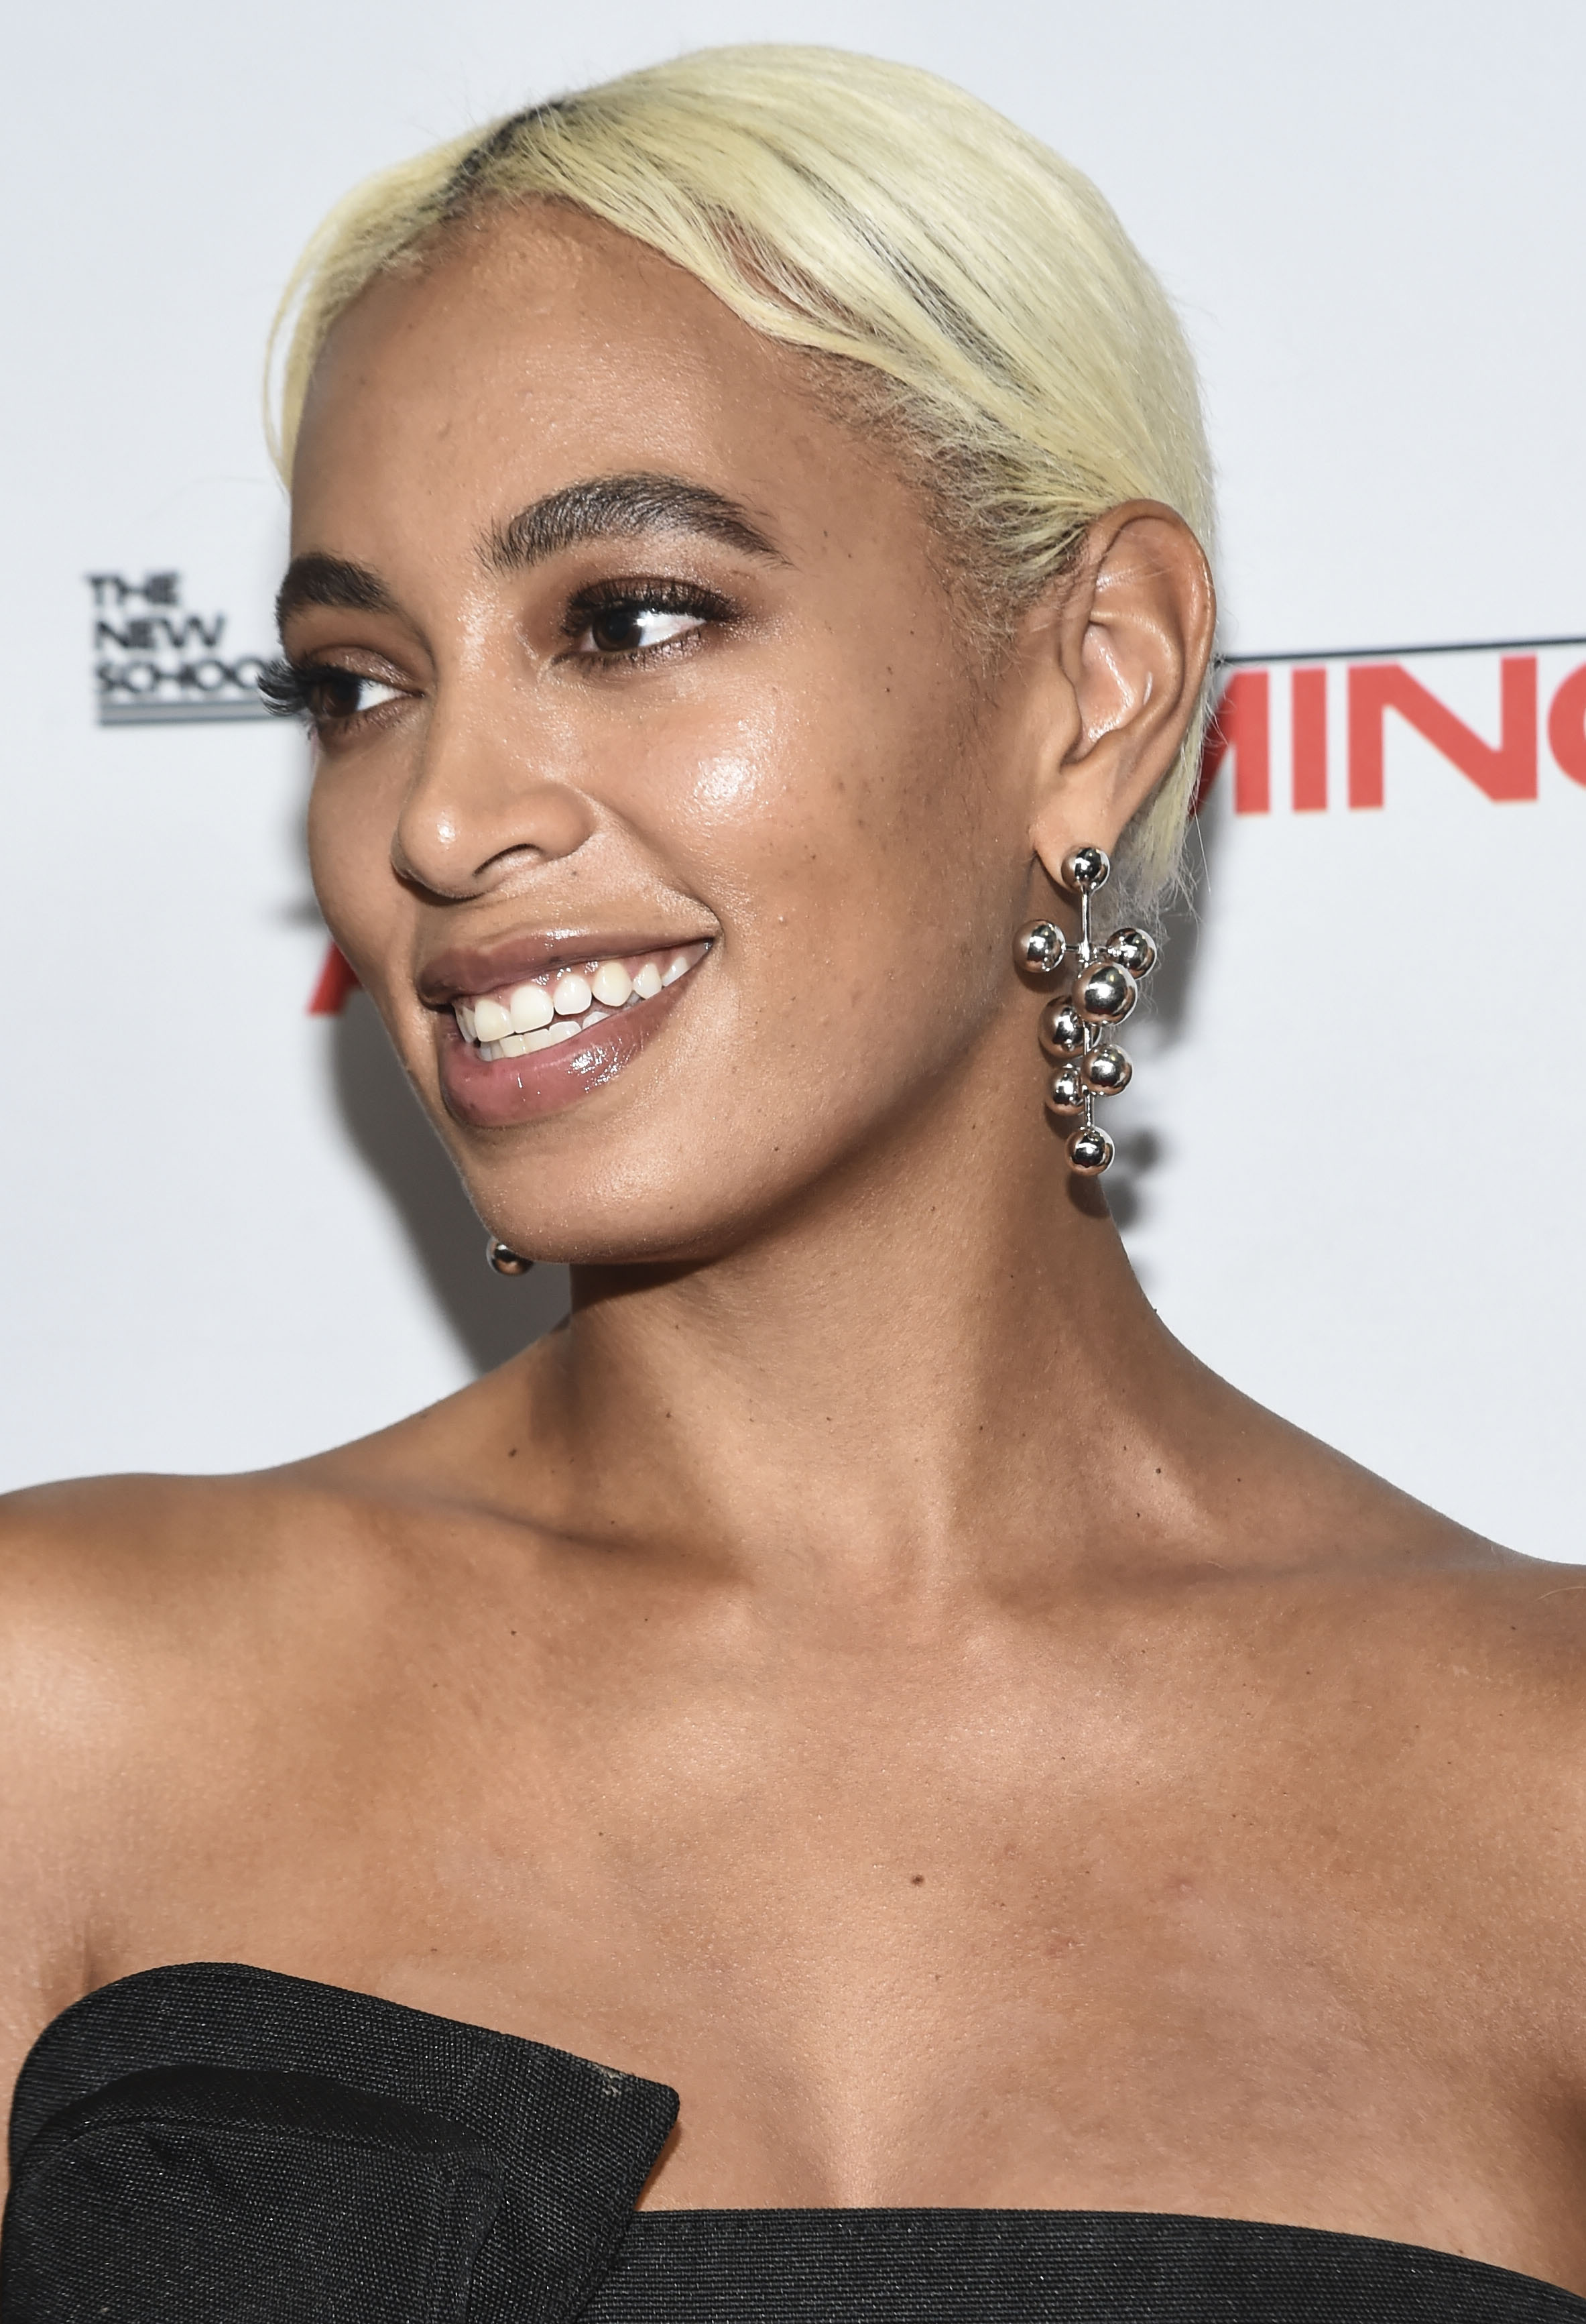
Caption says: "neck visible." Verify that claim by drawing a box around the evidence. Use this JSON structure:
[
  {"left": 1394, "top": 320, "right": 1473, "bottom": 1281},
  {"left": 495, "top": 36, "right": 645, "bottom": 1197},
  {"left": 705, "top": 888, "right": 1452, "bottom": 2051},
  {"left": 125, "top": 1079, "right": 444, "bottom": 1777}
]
[{"left": 512, "top": 1044, "right": 1236, "bottom": 1594}]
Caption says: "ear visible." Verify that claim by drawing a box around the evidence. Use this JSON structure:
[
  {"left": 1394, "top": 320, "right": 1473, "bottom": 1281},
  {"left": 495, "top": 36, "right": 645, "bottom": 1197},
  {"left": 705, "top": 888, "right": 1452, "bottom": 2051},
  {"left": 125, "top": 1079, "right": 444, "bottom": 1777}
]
[{"left": 1020, "top": 501, "right": 1215, "bottom": 883}]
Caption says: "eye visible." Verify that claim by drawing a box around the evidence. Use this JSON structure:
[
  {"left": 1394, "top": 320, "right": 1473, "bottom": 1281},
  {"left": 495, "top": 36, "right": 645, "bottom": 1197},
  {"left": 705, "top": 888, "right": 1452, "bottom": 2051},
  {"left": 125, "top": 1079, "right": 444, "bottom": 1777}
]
[
  {"left": 563, "top": 579, "right": 732, "bottom": 664},
  {"left": 308, "top": 670, "right": 404, "bottom": 721},
  {"left": 258, "top": 660, "right": 409, "bottom": 730},
  {"left": 578, "top": 603, "right": 705, "bottom": 656}
]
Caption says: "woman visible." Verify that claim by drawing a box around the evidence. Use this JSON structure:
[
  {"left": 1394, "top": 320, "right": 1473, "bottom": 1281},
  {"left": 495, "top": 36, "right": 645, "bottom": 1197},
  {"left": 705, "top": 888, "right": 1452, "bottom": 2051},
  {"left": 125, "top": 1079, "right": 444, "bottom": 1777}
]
[{"left": 3, "top": 44, "right": 1583, "bottom": 2323}]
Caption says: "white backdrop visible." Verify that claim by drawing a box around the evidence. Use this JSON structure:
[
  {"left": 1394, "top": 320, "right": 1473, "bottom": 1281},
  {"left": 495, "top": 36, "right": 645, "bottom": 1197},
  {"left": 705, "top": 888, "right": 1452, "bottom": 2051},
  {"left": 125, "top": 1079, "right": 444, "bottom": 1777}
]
[{"left": 3, "top": 1, "right": 1582, "bottom": 1558}]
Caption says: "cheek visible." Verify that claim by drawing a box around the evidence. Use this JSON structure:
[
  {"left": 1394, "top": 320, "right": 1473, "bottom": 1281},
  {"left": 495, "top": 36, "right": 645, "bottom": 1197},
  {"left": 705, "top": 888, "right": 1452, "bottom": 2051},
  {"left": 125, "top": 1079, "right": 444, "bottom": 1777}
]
[
  {"left": 644, "top": 667, "right": 1006, "bottom": 1065},
  {"left": 306, "top": 760, "right": 402, "bottom": 964},
  {"left": 683, "top": 748, "right": 771, "bottom": 820},
  {"left": 638, "top": 690, "right": 894, "bottom": 939}
]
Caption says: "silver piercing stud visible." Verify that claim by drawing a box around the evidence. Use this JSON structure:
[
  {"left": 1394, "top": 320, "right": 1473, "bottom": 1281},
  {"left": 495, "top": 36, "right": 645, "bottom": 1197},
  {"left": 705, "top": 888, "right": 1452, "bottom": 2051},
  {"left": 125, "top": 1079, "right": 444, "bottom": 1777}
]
[
  {"left": 1061, "top": 845, "right": 1111, "bottom": 894},
  {"left": 1014, "top": 919, "right": 1067, "bottom": 976},
  {"left": 1028, "top": 844, "right": 1158, "bottom": 1175},
  {"left": 486, "top": 1236, "right": 534, "bottom": 1276}
]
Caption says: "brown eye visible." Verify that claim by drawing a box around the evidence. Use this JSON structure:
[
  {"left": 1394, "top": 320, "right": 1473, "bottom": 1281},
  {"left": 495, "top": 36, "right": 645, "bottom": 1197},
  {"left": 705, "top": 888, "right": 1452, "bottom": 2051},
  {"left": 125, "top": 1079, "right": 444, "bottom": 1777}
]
[
  {"left": 578, "top": 603, "right": 707, "bottom": 656},
  {"left": 257, "top": 660, "right": 409, "bottom": 729},
  {"left": 309, "top": 671, "right": 404, "bottom": 720}
]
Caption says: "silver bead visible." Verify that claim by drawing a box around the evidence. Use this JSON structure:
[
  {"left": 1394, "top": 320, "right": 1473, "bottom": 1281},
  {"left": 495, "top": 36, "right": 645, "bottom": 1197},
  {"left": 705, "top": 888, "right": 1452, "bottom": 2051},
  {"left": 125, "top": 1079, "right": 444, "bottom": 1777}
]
[
  {"left": 1067, "top": 1122, "right": 1115, "bottom": 1174},
  {"left": 1014, "top": 919, "right": 1066, "bottom": 976},
  {"left": 486, "top": 1236, "right": 534, "bottom": 1276},
  {"left": 1061, "top": 844, "right": 1111, "bottom": 894},
  {"left": 1083, "top": 1043, "right": 1133, "bottom": 1094},
  {"left": 1074, "top": 960, "right": 1139, "bottom": 1023},
  {"left": 1105, "top": 927, "right": 1158, "bottom": 978},
  {"left": 1044, "top": 1065, "right": 1086, "bottom": 1114},
  {"left": 1038, "top": 998, "right": 1086, "bottom": 1059}
]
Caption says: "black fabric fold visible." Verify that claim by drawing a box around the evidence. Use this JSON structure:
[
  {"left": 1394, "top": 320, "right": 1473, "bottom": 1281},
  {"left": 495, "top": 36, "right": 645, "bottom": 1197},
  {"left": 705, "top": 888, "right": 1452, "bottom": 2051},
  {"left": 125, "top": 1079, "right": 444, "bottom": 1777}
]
[
  {"left": 3, "top": 1961, "right": 678, "bottom": 2323},
  {"left": 4, "top": 2061, "right": 503, "bottom": 2323},
  {"left": 7, "top": 1961, "right": 1585, "bottom": 2321},
  {"left": 586, "top": 2206, "right": 1586, "bottom": 2321}
]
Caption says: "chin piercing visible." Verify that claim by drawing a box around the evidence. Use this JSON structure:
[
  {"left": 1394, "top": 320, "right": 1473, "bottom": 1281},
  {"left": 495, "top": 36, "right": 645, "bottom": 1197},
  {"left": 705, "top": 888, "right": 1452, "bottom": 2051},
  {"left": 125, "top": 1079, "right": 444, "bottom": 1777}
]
[
  {"left": 1013, "top": 844, "right": 1158, "bottom": 1175},
  {"left": 485, "top": 1237, "right": 534, "bottom": 1276}
]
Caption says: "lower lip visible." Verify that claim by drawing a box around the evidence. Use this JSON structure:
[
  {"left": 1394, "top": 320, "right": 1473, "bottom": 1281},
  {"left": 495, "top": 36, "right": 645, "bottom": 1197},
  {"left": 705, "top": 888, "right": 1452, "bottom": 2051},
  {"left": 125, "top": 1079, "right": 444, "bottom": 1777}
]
[{"left": 437, "top": 978, "right": 692, "bottom": 1128}]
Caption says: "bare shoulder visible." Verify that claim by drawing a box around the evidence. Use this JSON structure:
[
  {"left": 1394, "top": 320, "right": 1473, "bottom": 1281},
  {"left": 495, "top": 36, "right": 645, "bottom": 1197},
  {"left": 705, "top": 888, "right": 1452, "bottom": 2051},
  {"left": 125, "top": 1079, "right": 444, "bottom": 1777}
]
[
  {"left": 0, "top": 1346, "right": 534, "bottom": 1640},
  {"left": 1371, "top": 1531, "right": 1586, "bottom": 1719},
  {"left": 0, "top": 1362, "right": 543, "bottom": 1847},
  {"left": 1281, "top": 1446, "right": 1586, "bottom": 1712},
  {"left": 0, "top": 1412, "right": 457, "bottom": 1780},
  {"left": 1227, "top": 1400, "right": 1586, "bottom": 1692},
  {"left": 0, "top": 1417, "right": 513, "bottom": 2097},
  {"left": 1202, "top": 1412, "right": 1586, "bottom": 1869},
  {"left": 1315, "top": 1455, "right": 1586, "bottom": 1683},
  {"left": 0, "top": 1471, "right": 305, "bottom": 2126},
  {"left": 1260, "top": 1470, "right": 1586, "bottom": 1887},
  {"left": 0, "top": 1467, "right": 348, "bottom": 1851},
  {"left": 0, "top": 1462, "right": 368, "bottom": 1669},
  {"left": 1393, "top": 1530, "right": 1586, "bottom": 1737}
]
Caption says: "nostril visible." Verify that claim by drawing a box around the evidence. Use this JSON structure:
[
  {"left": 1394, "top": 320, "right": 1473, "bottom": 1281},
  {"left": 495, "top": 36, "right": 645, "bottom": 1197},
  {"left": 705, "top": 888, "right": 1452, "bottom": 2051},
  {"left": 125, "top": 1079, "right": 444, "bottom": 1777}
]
[{"left": 391, "top": 754, "right": 600, "bottom": 896}]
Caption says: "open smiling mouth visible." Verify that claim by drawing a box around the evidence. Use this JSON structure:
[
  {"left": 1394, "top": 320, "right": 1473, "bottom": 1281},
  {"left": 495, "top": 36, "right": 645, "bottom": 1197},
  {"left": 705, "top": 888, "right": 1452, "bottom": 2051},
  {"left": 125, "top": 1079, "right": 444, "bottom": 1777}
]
[
  {"left": 451, "top": 941, "right": 710, "bottom": 1059},
  {"left": 438, "top": 941, "right": 711, "bottom": 1128}
]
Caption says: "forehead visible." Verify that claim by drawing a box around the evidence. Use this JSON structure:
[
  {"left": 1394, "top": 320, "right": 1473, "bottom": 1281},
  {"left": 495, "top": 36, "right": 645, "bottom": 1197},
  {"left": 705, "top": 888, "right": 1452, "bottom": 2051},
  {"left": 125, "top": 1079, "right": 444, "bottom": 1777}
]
[{"left": 290, "top": 207, "right": 863, "bottom": 542}]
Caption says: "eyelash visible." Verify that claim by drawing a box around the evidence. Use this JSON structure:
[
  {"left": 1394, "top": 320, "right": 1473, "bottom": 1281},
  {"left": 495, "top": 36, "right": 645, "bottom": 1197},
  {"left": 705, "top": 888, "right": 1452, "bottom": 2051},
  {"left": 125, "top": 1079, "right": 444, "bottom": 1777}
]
[
  {"left": 561, "top": 575, "right": 736, "bottom": 662},
  {"left": 257, "top": 660, "right": 390, "bottom": 727},
  {"left": 258, "top": 577, "right": 735, "bottom": 732}
]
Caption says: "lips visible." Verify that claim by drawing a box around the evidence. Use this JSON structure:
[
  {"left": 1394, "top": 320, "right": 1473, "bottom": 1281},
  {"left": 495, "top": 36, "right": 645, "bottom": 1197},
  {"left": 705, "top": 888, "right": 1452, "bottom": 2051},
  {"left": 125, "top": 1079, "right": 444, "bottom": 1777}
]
[{"left": 434, "top": 939, "right": 709, "bottom": 1128}]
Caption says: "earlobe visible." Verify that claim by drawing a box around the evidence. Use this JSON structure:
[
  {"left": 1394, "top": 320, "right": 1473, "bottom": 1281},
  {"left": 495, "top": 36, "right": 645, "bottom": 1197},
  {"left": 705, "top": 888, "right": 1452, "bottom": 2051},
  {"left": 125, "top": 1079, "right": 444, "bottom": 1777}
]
[{"left": 1025, "top": 500, "right": 1215, "bottom": 881}]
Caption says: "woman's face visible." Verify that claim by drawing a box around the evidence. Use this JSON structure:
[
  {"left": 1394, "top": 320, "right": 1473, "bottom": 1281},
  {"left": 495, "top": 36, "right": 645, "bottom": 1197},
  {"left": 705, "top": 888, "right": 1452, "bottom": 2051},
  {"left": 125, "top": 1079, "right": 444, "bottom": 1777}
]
[{"left": 288, "top": 207, "right": 1069, "bottom": 1261}]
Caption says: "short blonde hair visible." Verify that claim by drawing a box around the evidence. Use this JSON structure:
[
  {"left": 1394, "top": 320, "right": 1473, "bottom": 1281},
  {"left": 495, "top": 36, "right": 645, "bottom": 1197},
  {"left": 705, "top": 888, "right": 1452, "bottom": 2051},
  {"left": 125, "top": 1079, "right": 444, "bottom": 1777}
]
[{"left": 270, "top": 46, "right": 1213, "bottom": 903}]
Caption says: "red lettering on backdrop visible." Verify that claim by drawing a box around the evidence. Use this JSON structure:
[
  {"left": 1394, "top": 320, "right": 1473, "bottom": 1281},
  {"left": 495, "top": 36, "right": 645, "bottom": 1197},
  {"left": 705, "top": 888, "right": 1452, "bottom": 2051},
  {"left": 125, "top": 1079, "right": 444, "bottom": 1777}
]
[
  {"left": 1291, "top": 667, "right": 1327, "bottom": 811},
  {"left": 1347, "top": 655, "right": 1538, "bottom": 808},
  {"left": 1546, "top": 664, "right": 1586, "bottom": 786},
  {"left": 308, "top": 943, "right": 360, "bottom": 1014},
  {"left": 1194, "top": 669, "right": 1270, "bottom": 814}
]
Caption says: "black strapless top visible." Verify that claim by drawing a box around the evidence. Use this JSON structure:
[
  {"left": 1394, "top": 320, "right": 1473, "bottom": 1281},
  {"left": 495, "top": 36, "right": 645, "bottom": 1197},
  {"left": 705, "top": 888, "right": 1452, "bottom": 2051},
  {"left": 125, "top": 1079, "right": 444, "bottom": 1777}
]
[{"left": 3, "top": 1963, "right": 1581, "bottom": 2321}]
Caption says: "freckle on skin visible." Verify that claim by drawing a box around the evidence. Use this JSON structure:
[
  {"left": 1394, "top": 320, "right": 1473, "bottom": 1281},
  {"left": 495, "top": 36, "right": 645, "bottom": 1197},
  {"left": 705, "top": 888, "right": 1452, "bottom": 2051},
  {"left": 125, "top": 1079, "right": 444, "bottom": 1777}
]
[{"left": 911, "top": 1874, "right": 925, "bottom": 1885}]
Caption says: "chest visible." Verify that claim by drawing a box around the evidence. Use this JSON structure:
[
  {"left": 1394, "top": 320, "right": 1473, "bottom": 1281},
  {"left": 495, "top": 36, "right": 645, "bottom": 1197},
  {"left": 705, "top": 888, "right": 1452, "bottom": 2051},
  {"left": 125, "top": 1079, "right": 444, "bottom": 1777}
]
[{"left": 101, "top": 1613, "right": 1567, "bottom": 2221}]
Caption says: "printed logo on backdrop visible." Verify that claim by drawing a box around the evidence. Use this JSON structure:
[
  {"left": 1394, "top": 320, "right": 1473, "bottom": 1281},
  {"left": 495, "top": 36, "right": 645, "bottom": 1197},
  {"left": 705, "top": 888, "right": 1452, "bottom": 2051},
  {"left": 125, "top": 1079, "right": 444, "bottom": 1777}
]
[
  {"left": 290, "top": 628, "right": 1586, "bottom": 1010},
  {"left": 88, "top": 571, "right": 273, "bottom": 725},
  {"left": 1196, "top": 632, "right": 1586, "bottom": 813}
]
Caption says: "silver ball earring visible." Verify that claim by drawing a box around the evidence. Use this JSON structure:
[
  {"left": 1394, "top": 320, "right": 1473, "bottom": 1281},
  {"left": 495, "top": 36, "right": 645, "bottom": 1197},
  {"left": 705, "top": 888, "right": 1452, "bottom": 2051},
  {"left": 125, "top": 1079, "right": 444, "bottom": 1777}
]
[
  {"left": 485, "top": 1237, "right": 534, "bottom": 1276},
  {"left": 1013, "top": 844, "right": 1158, "bottom": 1175}
]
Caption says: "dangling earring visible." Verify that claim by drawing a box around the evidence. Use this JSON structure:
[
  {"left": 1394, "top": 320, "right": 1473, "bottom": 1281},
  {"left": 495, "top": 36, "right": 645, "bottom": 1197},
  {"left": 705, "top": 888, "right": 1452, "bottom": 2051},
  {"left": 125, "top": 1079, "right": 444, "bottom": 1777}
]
[
  {"left": 485, "top": 1237, "right": 534, "bottom": 1276},
  {"left": 1013, "top": 844, "right": 1158, "bottom": 1176}
]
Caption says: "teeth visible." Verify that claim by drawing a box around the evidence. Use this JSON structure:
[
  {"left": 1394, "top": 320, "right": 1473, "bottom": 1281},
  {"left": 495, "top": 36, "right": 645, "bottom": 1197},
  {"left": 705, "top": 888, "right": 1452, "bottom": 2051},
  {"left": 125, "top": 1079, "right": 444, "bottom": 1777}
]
[
  {"left": 553, "top": 972, "right": 593, "bottom": 1016},
  {"left": 591, "top": 960, "right": 633, "bottom": 1007},
  {"left": 458, "top": 943, "right": 705, "bottom": 1057},
  {"left": 509, "top": 982, "right": 555, "bottom": 1032},
  {"left": 522, "top": 1019, "right": 582, "bottom": 1053}
]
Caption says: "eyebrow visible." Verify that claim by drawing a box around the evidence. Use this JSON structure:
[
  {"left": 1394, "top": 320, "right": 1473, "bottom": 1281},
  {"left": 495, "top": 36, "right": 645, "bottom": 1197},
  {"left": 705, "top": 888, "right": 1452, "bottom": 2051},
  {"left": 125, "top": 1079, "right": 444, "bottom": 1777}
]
[
  {"left": 275, "top": 473, "right": 784, "bottom": 638},
  {"left": 276, "top": 553, "right": 395, "bottom": 634},
  {"left": 481, "top": 471, "right": 786, "bottom": 573}
]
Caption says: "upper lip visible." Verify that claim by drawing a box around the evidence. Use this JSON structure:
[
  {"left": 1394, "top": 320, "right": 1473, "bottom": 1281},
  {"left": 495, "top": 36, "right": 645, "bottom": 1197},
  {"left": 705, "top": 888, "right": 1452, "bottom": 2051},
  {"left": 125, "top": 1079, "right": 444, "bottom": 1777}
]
[{"left": 417, "top": 928, "right": 715, "bottom": 1007}]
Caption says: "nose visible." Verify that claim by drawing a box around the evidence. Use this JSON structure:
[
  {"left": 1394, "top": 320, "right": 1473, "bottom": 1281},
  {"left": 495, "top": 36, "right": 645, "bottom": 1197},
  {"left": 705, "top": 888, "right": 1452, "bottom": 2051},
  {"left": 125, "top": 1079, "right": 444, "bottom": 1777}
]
[{"left": 391, "top": 687, "right": 597, "bottom": 899}]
